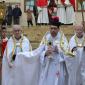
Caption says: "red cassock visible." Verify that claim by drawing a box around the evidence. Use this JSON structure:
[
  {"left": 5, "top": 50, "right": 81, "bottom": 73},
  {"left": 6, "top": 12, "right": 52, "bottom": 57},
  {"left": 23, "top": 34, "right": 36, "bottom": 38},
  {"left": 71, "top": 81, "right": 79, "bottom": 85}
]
[
  {"left": 36, "top": 0, "right": 48, "bottom": 7},
  {"left": 70, "top": 0, "right": 75, "bottom": 9},
  {"left": 1, "top": 39, "right": 8, "bottom": 57},
  {"left": 61, "top": 0, "right": 65, "bottom": 5}
]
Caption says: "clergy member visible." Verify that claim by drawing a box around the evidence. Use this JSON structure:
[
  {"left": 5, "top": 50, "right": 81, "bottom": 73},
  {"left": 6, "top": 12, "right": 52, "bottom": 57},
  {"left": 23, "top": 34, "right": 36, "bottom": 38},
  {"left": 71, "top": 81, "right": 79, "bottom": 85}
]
[
  {"left": 2, "top": 25, "right": 32, "bottom": 85},
  {"left": 65, "top": 0, "right": 75, "bottom": 24},
  {"left": 66, "top": 24, "right": 85, "bottom": 85},
  {"left": 39, "top": 18, "right": 68, "bottom": 85},
  {"left": 57, "top": 0, "right": 66, "bottom": 24},
  {"left": 36, "top": 0, "right": 49, "bottom": 25}
]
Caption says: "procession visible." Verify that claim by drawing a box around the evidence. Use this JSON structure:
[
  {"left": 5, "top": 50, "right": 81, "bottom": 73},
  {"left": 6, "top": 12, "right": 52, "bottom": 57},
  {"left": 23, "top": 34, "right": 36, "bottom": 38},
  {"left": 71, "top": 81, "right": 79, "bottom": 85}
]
[{"left": 0, "top": 0, "right": 85, "bottom": 85}]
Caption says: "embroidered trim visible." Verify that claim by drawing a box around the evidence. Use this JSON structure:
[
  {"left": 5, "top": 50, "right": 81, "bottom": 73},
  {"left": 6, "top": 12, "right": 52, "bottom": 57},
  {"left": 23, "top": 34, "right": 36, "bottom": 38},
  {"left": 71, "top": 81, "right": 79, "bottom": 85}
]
[
  {"left": 74, "top": 35, "right": 85, "bottom": 47},
  {"left": 11, "top": 35, "right": 23, "bottom": 57},
  {"left": 60, "top": 31, "right": 65, "bottom": 52},
  {"left": 42, "top": 31, "right": 67, "bottom": 54}
]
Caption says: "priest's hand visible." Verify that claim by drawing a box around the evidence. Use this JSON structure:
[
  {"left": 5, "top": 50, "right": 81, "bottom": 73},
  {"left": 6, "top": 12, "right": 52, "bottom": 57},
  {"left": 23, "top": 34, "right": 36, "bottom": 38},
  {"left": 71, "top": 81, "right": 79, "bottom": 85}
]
[
  {"left": 53, "top": 46, "right": 59, "bottom": 53},
  {"left": 71, "top": 47, "right": 77, "bottom": 53},
  {"left": 45, "top": 46, "right": 54, "bottom": 57},
  {"left": 8, "top": 61, "right": 14, "bottom": 68}
]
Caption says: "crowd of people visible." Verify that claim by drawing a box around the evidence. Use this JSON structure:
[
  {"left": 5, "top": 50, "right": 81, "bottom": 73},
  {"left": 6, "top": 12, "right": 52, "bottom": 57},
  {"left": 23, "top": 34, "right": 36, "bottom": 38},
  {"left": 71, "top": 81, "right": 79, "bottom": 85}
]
[
  {"left": 1, "top": 3, "right": 22, "bottom": 26},
  {"left": 36, "top": 0, "right": 75, "bottom": 25},
  {"left": 0, "top": 0, "right": 75, "bottom": 27},
  {"left": 0, "top": 16, "right": 85, "bottom": 85}
]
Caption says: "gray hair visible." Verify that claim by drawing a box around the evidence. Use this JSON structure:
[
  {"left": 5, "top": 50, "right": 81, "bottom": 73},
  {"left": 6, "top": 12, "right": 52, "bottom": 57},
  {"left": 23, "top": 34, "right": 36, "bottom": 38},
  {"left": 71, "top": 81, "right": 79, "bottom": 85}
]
[{"left": 13, "top": 25, "right": 22, "bottom": 31}]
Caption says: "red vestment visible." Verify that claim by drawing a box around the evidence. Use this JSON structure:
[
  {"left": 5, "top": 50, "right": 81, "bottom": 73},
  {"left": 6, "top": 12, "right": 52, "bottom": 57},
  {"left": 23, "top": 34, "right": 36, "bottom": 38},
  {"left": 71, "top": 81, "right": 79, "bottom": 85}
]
[
  {"left": 36, "top": 0, "right": 48, "bottom": 7},
  {"left": 1, "top": 37, "right": 8, "bottom": 57},
  {"left": 61, "top": 0, "right": 65, "bottom": 5},
  {"left": 70, "top": 0, "right": 75, "bottom": 9}
]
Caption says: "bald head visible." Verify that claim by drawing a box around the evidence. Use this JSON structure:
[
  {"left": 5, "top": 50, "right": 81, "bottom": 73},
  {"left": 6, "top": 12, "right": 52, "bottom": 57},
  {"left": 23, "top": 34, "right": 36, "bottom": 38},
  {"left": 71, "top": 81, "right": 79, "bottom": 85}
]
[
  {"left": 74, "top": 24, "right": 84, "bottom": 38},
  {"left": 13, "top": 25, "right": 22, "bottom": 31},
  {"left": 13, "top": 25, "right": 22, "bottom": 40},
  {"left": 74, "top": 24, "right": 84, "bottom": 30}
]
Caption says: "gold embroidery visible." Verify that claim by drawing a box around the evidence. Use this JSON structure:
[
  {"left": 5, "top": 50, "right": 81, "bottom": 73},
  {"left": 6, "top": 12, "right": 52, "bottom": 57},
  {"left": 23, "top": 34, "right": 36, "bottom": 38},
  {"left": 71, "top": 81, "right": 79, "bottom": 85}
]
[
  {"left": 43, "top": 31, "right": 68, "bottom": 54},
  {"left": 12, "top": 35, "right": 23, "bottom": 56},
  {"left": 60, "top": 31, "right": 65, "bottom": 52},
  {"left": 75, "top": 35, "right": 85, "bottom": 48}
]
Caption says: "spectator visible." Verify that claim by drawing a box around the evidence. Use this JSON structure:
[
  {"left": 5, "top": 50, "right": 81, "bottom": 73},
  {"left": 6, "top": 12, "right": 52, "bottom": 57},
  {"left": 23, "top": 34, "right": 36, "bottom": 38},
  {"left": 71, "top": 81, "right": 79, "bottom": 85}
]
[
  {"left": 12, "top": 4, "right": 22, "bottom": 24},
  {"left": 6, "top": 3, "right": 12, "bottom": 26},
  {"left": 33, "top": 5, "right": 38, "bottom": 25},
  {"left": 27, "top": 9, "right": 33, "bottom": 27}
]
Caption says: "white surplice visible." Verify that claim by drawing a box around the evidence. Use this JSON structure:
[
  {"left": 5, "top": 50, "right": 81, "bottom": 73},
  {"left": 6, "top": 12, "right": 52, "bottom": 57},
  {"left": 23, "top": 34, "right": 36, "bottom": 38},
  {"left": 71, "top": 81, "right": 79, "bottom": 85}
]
[
  {"left": 56, "top": 0, "right": 66, "bottom": 24},
  {"left": 13, "top": 45, "right": 45, "bottom": 85},
  {"left": 2, "top": 36, "right": 32, "bottom": 85},
  {"left": 37, "top": 7, "right": 49, "bottom": 24},
  {"left": 57, "top": 4, "right": 66, "bottom": 24},
  {"left": 65, "top": 0, "right": 75, "bottom": 24},
  {"left": 66, "top": 5, "right": 75, "bottom": 24}
]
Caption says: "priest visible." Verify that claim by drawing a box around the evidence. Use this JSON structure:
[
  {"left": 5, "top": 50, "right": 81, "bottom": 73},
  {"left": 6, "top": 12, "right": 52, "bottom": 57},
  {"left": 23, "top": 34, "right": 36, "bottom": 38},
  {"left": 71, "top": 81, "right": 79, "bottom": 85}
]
[
  {"left": 2, "top": 25, "right": 32, "bottom": 85},
  {"left": 66, "top": 24, "right": 85, "bottom": 85},
  {"left": 39, "top": 18, "right": 69, "bottom": 85}
]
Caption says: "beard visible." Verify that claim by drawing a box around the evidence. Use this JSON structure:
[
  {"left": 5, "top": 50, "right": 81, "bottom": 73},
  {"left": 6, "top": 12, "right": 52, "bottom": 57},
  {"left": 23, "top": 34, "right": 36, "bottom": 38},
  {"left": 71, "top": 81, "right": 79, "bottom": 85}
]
[{"left": 51, "top": 32, "right": 57, "bottom": 38}]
